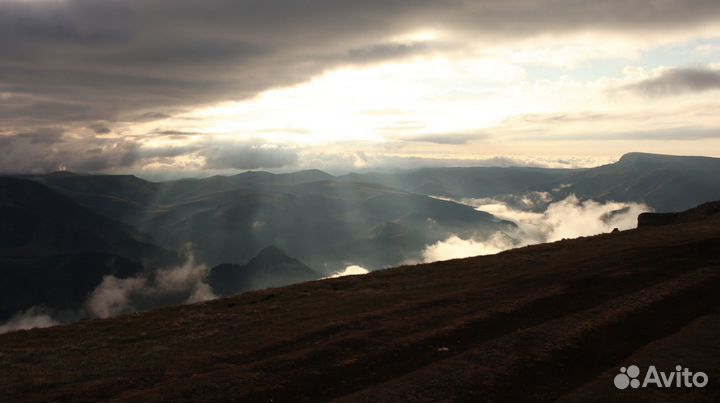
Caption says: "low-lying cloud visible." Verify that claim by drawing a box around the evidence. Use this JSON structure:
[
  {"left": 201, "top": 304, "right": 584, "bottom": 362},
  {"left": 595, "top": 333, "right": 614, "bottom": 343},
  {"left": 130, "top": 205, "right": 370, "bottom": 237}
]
[
  {"left": 325, "top": 265, "right": 370, "bottom": 278},
  {"left": 4, "top": 0, "right": 718, "bottom": 130},
  {"left": 86, "top": 251, "right": 216, "bottom": 319},
  {"left": 422, "top": 194, "right": 651, "bottom": 262},
  {"left": 0, "top": 306, "right": 58, "bottom": 334},
  {"left": 422, "top": 233, "right": 516, "bottom": 262}
]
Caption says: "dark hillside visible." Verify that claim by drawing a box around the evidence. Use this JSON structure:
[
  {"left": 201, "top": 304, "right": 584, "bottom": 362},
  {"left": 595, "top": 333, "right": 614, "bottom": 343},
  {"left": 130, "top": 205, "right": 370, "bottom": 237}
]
[
  {"left": 0, "top": 178, "right": 175, "bottom": 320},
  {"left": 208, "top": 245, "right": 319, "bottom": 296}
]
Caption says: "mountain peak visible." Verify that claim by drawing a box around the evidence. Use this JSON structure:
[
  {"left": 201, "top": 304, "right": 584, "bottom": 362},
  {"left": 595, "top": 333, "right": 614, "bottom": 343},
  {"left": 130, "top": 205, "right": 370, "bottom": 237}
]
[
  {"left": 249, "top": 245, "right": 295, "bottom": 265},
  {"left": 208, "top": 246, "right": 318, "bottom": 297}
]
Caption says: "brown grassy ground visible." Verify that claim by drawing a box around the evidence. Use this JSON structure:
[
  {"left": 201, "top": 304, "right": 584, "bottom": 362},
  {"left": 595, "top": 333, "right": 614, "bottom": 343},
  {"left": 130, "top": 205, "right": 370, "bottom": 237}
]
[{"left": 0, "top": 217, "right": 718, "bottom": 402}]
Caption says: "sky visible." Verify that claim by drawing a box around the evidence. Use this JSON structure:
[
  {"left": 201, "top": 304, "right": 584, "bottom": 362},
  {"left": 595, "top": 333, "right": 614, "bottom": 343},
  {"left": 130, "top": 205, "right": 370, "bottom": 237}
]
[{"left": 2, "top": 0, "right": 720, "bottom": 177}]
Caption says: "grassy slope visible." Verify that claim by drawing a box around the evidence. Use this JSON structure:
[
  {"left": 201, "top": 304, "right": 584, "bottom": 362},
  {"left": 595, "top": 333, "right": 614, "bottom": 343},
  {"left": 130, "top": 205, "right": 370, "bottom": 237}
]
[
  {"left": 0, "top": 217, "right": 718, "bottom": 402},
  {"left": 558, "top": 310, "right": 720, "bottom": 402}
]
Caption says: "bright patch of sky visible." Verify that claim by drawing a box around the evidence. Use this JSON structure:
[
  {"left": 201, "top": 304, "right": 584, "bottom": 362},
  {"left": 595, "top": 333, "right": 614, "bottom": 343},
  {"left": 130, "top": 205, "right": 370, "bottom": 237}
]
[{"left": 142, "top": 30, "right": 720, "bottom": 168}]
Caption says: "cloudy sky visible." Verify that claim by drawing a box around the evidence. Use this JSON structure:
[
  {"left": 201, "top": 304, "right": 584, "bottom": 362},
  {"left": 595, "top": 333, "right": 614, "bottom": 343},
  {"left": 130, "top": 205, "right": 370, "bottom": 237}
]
[{"left": 2, "top": 0, "right": 720, "bottom": 176}]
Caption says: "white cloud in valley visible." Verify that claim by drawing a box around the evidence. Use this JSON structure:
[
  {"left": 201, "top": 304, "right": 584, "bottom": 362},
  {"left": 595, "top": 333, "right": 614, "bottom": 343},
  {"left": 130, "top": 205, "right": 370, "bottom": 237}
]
[
  {"left": 325, "top": 265, "right": 370, "bottom": 279},
  {"left": 0, "top": 307, "right": 58, "bottom": 335},
  {"left": 422, "top": 195, "right": 651, "bottom": 262},
  {"left": 86, "top": 252, "right": 216, "bottom": 319}
]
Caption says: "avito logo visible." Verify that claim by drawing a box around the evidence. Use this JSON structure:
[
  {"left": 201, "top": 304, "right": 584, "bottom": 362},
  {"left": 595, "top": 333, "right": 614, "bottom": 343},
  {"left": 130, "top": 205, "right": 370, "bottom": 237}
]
[{"left": 614, "top": 365, "right": 709, "bottom": 389}]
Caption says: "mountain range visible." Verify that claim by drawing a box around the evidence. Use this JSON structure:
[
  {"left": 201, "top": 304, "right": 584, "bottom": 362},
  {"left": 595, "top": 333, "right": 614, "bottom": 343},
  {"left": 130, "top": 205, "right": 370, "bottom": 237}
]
[
  {"left": 541, "top": 152, "right": 720, "bottom": 212},
  {"left": 2, "top": 152, "right": 720, "bottom": 324},
  {"left": 1, "top": 199, "right": 717, "bottom": 402},
  {"left": 25, "top": 170, "right": 514, "bottom": 268},
  {"left": 342, "top": 152, "right": 720, "bottom": 212}
]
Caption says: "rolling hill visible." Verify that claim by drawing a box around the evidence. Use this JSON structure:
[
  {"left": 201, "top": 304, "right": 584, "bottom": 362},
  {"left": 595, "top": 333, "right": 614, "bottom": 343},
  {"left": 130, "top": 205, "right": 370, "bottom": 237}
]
[{"left": 1, "top": 202, "right": 717, "bottom": 402}]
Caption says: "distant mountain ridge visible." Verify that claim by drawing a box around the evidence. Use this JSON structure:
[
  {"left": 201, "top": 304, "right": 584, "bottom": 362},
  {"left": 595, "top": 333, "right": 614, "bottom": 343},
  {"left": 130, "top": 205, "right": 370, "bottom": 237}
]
[
  {"left": 542, "top": 152, "right": 720, "bottom": 212},
  {"left": 339, "top": 166, "right": 580, "bottom": 199},
  {"left": 3, "top": 152, "right": 719, "bottom": 323},
  {"left": 13, "top": 152, "right": 720, "bottom": 270},
  {"left": 0, "top": 177, "right": 169, "bottom": 261},
  {"left": 24, "top": 172, "right": 513, "bottom": 269},
  {"left": 341, "top": 153, "right": 720, "bottom": 212}
]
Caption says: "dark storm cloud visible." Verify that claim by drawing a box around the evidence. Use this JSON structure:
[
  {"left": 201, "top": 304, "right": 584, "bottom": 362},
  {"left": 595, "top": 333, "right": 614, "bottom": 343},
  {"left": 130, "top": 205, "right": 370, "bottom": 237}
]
[
  {"left": 0, "top": 134, "right": 141, "bottom": 173},
  {"left": 2, "top": 0, "right": 720, "bottom": 128},
  {"left": 14, "top": 128, "right": 65, "bottom": 144},
  {"left": 625, "top": 68, "right": 720, "bottom": 96},
  {"left": 0, "top": 132, "right": 298, "bottom": 173},
  {"left": 0, "top": 96, "right": 97, "bottom": 123}
]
